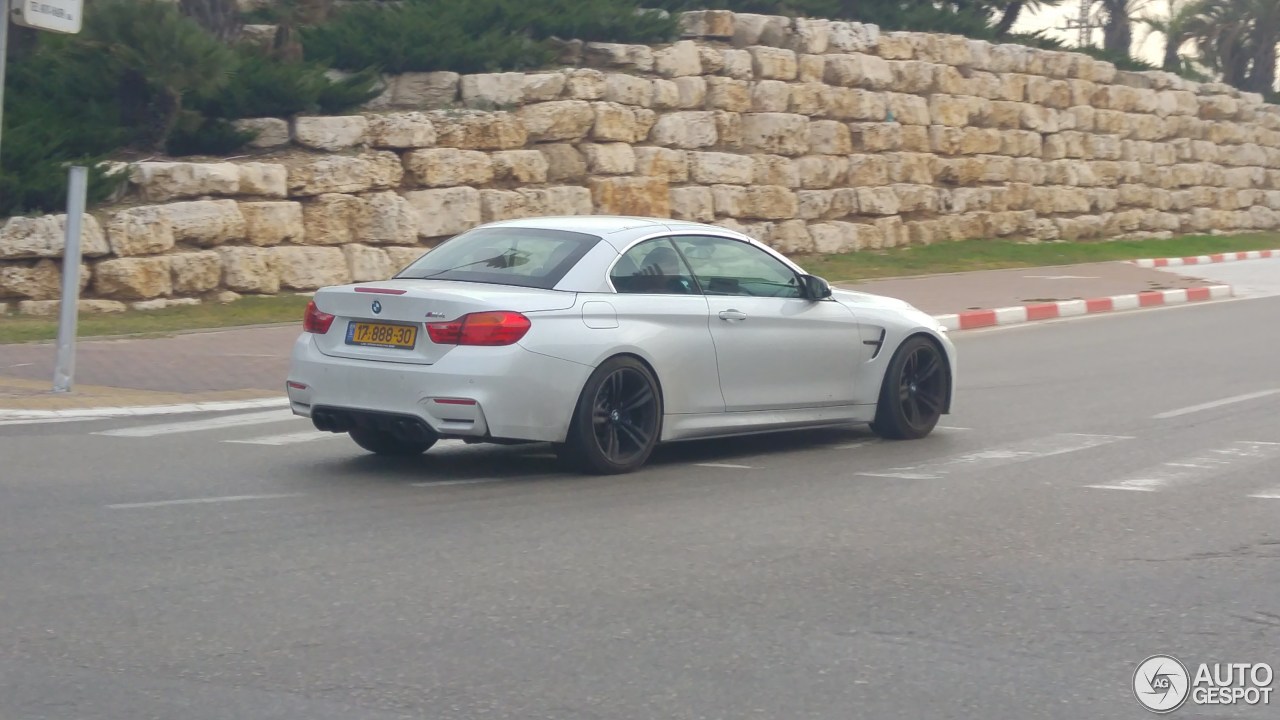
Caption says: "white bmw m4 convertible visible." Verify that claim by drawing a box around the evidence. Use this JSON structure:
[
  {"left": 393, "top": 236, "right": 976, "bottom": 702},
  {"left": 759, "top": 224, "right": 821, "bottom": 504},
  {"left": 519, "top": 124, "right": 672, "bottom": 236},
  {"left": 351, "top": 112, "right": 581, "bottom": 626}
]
[{"left": 286, "top": 216, "right": 957, "bottom": 474}]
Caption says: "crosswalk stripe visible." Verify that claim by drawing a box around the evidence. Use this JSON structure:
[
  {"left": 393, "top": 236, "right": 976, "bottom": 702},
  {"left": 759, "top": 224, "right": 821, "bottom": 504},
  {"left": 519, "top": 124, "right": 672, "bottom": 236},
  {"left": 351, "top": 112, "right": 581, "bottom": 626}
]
[
  {"left": 226, "top": 430, "right": 338, "bottom": 446},
  {"left": 1087, "top": 441, "right": 1280, "bottom": 492},
  {"left": 93, "top": 409, "right": 297, "bottom": 438},
  {"left": 857, "top": 433, "right": 1133, "bottom": 480}
]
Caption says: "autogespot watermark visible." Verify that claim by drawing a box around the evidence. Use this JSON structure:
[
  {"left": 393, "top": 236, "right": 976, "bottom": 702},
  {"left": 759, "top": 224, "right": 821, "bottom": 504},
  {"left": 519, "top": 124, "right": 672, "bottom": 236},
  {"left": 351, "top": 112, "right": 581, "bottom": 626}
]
[{"left": 1133, "top": 654, "right": 1274, "bottom": 714}]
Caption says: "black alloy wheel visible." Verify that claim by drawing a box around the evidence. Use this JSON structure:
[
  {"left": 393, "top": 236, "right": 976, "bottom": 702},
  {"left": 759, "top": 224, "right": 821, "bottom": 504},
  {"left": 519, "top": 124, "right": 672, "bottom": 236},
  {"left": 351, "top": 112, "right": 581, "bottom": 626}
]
[
  {"left": 561, "top": 356, "right": 662, "bottom": 474},
  {"left": 871, "top": 336, "right": 949, "bottom": 440}
]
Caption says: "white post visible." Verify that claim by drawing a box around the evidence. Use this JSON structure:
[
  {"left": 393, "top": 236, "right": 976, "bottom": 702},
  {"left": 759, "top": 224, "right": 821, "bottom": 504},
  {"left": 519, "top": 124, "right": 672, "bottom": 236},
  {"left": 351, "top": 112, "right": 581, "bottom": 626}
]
[{"left": 52, "top": 166, "right": 88, "bottom": 393}]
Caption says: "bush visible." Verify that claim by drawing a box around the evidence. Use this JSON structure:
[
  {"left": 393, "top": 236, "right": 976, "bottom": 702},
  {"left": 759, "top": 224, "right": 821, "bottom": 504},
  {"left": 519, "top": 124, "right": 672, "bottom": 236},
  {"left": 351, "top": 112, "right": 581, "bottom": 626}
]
[{"left": 304, "top": 0, "right": 678, "bottom": 74}]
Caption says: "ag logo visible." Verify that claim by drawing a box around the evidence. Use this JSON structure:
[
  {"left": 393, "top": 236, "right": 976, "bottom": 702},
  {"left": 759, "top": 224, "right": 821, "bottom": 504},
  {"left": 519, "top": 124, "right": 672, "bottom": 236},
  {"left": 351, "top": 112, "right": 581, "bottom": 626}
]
[
  {"left": 371, "top": 300, "right": 382, "bottom": 315},
  {"left": 1134, "top": 655, "right": 1190, "bottom": 713}
]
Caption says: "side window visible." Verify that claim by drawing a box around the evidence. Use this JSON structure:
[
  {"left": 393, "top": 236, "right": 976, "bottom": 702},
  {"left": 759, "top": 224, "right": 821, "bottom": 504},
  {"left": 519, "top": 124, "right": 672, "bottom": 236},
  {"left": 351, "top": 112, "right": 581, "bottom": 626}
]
[
  {"left": 610, "top": 238, "right": 698, "bottom": 295},
  {"left": 670, "top": 236, "right": 802, "bottom": 298}
]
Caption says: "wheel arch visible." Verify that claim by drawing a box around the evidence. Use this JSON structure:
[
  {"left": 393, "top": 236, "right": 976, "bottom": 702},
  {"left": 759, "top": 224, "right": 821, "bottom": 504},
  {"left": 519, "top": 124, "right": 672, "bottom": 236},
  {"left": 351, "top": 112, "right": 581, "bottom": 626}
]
[{"left": 901, "top": 330, "right": 954, "bottom": 415}]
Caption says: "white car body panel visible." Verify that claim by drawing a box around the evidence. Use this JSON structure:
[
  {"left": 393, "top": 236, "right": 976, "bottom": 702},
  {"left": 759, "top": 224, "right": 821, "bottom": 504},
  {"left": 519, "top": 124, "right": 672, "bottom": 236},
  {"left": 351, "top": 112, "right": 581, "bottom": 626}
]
[{"left": 286, "top": 216, "right": 956, "bottom": 447}]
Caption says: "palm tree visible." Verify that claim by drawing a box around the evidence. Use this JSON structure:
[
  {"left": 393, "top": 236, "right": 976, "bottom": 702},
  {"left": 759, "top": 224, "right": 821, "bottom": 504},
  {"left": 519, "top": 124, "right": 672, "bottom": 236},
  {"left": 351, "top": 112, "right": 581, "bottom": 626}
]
[
  {"left": 1184, "top": 0, "right": 1280, "bottom": 93},
  {"left": 1094, "top": 0, "right": 1149, "bottom": 57},
  {"left": 993, "top": 0, "right": 1068, "bottom": 37},
  {"left": 1138, "top": 0, "right": 1199, "bottom": 72}
]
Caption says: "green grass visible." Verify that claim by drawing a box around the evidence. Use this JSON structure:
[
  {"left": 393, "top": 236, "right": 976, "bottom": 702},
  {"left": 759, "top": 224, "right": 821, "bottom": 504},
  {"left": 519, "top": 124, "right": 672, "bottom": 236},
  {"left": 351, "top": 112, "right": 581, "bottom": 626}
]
[
  {"left": 0, "top": 294, "right": 311, "bottom": 345},
  {"left": 2, "top": 233, "right": 1278, "bottom": 343},
  {"left": 795, "top": 233, "right": 1280, "bottom": 283}
]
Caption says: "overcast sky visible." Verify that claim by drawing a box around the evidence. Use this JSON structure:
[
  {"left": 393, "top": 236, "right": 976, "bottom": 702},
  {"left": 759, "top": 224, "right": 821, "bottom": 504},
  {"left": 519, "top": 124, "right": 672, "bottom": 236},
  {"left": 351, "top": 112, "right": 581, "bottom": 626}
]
[{"left": 1015, "top": 0, "right": 1170, "bottom": 64}]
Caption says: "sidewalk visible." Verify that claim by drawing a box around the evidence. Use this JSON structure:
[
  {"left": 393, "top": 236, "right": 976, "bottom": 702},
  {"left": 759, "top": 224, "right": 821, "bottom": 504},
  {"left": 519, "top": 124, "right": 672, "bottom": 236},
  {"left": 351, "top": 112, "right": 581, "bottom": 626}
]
[{"left": 0, "top": 260, "right": 1234, "bottom": 413}]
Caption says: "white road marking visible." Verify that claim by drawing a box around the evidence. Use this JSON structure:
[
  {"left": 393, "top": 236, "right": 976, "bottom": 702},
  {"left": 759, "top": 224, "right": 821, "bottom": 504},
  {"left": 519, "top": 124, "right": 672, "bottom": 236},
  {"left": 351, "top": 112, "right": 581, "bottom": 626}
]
[
  {"left": 0, "top": 396, "right": 290, "bottom": 423},
  {"left": 107, "top": 493, "right": 304, "bottom": 509},
  {"left": 94, "top": 409, "right": 297, "bottom": 437},
  {"left": 696, "top": 462, "right": 755, "bottom": 469},
  {"left": 226, "top": 430, "right": 338, "bottom": 446},
  {"left": 937, "top": 426, "right": 972, "bottom": 431},
  {"left": 1023, "top": 275, "right": 1100, "bottom": 280},
  {"left": 834, "top": 441, "right": 877, "bottom": 450},
  {"left": 1249, "top": 491, "right": 1280, "bottom": 500},
  {"left": 857, "top": 434, "right": 1132, "bottom": 480},
  {"left": 411, "top": 478, "right": 505, "bottom": 487},
  {"left": 1152, "top": 389, "right": 1280, "bottom": 420},
  {"left": 1086, "top": 441, "right": 1280, "bottom": 492}
]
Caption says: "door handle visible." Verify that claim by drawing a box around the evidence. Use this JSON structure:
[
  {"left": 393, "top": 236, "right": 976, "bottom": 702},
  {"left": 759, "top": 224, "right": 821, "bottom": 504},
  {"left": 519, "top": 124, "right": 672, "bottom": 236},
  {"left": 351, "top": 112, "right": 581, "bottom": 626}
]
[{"left": 718, "top": 310, "right": 748, "bottom": 321}]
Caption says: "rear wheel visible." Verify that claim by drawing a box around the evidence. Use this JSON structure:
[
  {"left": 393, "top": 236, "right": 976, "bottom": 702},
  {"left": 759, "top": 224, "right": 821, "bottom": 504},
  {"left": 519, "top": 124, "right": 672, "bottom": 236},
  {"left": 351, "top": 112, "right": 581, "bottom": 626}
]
[
  {"left": 349, "top": 426, "right": 437, "bottom": 456},
  {"left": 871, "top": 336, "right": 949, "bottom": 440},
  {"left": 561, "top": 357, "right": 662, "bottom": 474}
]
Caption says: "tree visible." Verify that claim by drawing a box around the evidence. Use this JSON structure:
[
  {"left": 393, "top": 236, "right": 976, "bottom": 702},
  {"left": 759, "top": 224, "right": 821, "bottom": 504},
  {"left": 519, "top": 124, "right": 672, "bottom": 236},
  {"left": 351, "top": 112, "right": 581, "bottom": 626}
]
[
  {"left": 1094, "top": 0, "right": 1148, "bottom": 57},
  {"left": 1138, "top": 0, "right": 1200, "bottom": 72},
  {"left": 1184, "top": 0, "right": 1280, "bottom": 93},
  {"left": 179, "top": 0, "right": 244, "bottom": 43},
  {"left": 993, "top": 0, "right": 1067, "bottom": 38}
]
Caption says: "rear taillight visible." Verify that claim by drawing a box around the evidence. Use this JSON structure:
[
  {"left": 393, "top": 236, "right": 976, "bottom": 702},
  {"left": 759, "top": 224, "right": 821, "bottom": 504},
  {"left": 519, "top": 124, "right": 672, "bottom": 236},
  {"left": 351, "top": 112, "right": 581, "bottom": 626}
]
[
  {"left": 303, "top": 300, "right": 335, "bottom": 334},
  {"left": 426, "top": 311, "right": 531, "bottom": 346}
]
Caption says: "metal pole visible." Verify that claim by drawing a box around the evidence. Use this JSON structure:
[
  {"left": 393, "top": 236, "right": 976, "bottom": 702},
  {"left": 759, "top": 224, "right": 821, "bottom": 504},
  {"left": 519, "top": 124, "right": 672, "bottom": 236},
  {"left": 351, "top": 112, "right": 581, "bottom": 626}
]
[
  {"left": 0, "top": 0, "right": 10, "bottom": 172},
  {"left": 53, "top": 166, "right": 88, "bottom": 393}
]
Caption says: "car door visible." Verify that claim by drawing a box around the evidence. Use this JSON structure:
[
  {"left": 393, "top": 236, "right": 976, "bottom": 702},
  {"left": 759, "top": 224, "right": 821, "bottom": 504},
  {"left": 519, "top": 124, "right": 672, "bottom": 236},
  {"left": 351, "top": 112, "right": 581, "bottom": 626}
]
[
  {"left": 669, "top": 235, "right": 862, "bottom": 412},
  {"left": 605, "top": 237, "right": 725, "bottom": 416}
]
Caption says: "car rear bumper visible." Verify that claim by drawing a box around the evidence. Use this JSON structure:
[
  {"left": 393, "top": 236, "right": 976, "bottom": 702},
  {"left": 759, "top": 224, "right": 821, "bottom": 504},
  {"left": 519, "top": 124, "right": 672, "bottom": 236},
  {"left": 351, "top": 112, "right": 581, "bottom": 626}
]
[{"left": 285, "top": 333, "right": 592, "bottom": 443}]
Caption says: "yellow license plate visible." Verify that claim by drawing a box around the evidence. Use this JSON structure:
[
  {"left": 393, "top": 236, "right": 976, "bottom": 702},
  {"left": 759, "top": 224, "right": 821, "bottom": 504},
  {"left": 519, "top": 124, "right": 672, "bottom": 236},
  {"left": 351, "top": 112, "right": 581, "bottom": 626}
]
[{"left": 345, "top": 321, "right": 418, "bottom": 349}]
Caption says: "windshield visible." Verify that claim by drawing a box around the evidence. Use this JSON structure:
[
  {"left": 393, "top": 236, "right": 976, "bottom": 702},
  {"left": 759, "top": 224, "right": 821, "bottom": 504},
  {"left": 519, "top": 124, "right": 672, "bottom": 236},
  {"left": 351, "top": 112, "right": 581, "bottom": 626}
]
[{"left": 395, "top": 227, "right": 603, "bottom": 289}]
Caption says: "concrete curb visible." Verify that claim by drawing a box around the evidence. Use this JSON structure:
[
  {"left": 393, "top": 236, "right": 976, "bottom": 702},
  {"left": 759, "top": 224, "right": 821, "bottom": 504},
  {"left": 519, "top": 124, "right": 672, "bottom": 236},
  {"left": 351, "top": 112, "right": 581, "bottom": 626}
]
[
  {"left": 1130, "top": 249, "right": 1278, "bottom": 268},
  {"left": 0, "top": 396, "right": 289, "bottom": 422},
  {"left": 934, "top": 285, "right": 1234, "bottom": 332}
]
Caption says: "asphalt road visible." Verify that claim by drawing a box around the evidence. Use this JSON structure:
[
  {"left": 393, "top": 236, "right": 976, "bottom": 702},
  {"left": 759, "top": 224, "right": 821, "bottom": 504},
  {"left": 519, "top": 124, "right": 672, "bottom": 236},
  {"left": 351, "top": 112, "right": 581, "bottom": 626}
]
[{"left": 2, "top": 294, "right": 1278, "bottom": 719}]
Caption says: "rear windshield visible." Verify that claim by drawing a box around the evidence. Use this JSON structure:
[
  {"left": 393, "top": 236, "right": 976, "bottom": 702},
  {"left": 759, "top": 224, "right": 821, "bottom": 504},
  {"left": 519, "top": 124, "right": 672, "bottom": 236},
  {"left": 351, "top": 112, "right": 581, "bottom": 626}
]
[{"left": 395, "top": 227, "right": 602, "bottom": 290}]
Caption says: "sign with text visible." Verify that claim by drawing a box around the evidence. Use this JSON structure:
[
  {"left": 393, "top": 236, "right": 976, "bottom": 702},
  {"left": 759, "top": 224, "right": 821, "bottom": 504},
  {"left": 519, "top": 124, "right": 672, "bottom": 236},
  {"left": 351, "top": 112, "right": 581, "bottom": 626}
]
[{"left": 12, "top": 0, "right": 83, "bottom": 34}]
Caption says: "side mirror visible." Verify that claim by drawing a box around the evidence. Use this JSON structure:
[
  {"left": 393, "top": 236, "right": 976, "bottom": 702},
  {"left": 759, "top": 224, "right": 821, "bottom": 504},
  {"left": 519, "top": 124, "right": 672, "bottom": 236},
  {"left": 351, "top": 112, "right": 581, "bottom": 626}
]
[{"left": 799, "top": 274, "right": 832, "bottom": 300}]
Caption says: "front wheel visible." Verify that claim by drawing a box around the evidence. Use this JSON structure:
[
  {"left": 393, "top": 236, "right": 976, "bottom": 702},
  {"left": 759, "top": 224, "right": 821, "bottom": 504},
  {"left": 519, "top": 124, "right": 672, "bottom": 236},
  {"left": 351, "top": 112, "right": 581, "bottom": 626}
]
[
  {"left": 871, "top": 336, "right": 949, "bottom": 440},
  {"left": 349, "top": 426, "right": 437, "bottom": 456},
  {"left": 560, "top": 357, "right": 662, "bottom": 474}
]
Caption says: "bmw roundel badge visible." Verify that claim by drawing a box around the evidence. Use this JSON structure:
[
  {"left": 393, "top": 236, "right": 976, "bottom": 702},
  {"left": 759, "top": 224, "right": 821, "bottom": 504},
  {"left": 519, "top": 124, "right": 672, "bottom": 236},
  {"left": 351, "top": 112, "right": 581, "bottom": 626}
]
[{"left": 371, "top": 300, "right": 382, "bottom": 315}]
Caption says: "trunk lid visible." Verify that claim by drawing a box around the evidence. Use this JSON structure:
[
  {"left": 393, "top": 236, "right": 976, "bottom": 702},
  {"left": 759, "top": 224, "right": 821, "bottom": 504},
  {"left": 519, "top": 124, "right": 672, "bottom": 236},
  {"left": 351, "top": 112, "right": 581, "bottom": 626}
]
[{"left": 310, "top": 280, "right": 576, "bottom": 365}]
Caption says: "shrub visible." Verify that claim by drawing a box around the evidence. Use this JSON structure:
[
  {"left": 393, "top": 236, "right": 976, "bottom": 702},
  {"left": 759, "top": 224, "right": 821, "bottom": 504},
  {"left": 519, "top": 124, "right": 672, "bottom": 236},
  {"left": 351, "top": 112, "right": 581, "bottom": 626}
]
[{"left": 303, "top": 0, "right": 678, "bottom": 74}]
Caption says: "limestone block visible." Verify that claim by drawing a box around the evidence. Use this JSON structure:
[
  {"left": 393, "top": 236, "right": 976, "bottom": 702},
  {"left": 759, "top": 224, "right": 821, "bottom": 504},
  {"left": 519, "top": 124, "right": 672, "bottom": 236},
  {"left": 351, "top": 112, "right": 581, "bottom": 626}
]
[
  {"left": 565, "top": 69, "right": 607, "bottom": 100},
  {"left": 460, "top": 72, "right": 526, "bottom": 108},
  {"left": 900, "top": 125, "right": 932, "bottom": 153},
  {"left": 405, "top": 187, "right": 482, "bottom": 238},
  {"left": 479, "top": 190, "right": 528, "bottom": 223},
  {"left": 651, "top": 79, "right": 681, "bottom": 110},
  {"left": 876, "top": 216, "right": 909, "bottom": 248},
  {"left": 390, "top": 71, "right": 460, "bottom": 109},
  {"left": 822, "top": 88, "right": 888, "bottom": 122},
  {"left": 293, "top": 115, "right": 368, "bottom": 151},
  {"left": 302, "top": 194, "right": 362, "bottom": 245},
  {"left": 689, "top": 152, "right": 755, "bottom": 185},
  {"left": 874, "top": 32, "right": 916, "bottom": 60},
  {"left": 604, "top": 74, "right": 653, "bottom": 107},
  {"left": 796, "top": 156, "right": 849, "bottom": 189},
  {"left": 286, "top": 152, "right": 403, "bottom": 196},
  {"left": 272, "top": 246, "right": 352, "bottom": 290},
  {"left": 796, "top": 190, "right": 833, "bottom": 219},
  {"left": 706, "top": 77, "right": 752, "bottom": 112},
  {"left": 92, "top": 256, "right": 173, "bottom": 300},
  {"left": 161, "top": 200, "right": 246, "bottom": 247},
  {"left": 650, "top": 111, "right": 719, "bottom": 148},
  {"left": 732, "top": 13, "right": 792, "bottom": 49},
  {"left": 751, "top": 80, "right": 792, "bottom": 113},
  {"left": 523, "top": 73, "right": 568, "bottom": 102},
  {"left": 787, "top": 82, "right": 825, "bottom": 116},
  {"left": 518, "top": 186, "right": 593, "bottom": 216},
  {"left": 798, "top": 54, "right": 826, "bottom": 84},
  {"left": 237, "top": 163, "right": 287, "bottom": 198},
  {"left": 928, "top": 125, "right": 963, "bottom": 155},
  {"left": 518, "top": 101, "right": 595, "bottom": 142},
  {"left": 491, "top": 150, "right": 550, "bottom": 184},
  {"left": 1001, "top": 130, "right": 1043, "bottom": 157},
  {"left": 589, "top": 177, "right": 671, "bottom": 217},
  {"left": 584, "top": 43, "right": 654, "bottom": 73},
  {"left": 885, "top": 93, "right": 930, "bottom": 126},
  {"left": 130, "top": 161, "right": 240, "bottom": 203},
  {"left": 366, "top": 112, "right": 437, "bottom": 148},
  {"left": 791, "top": 18, "right": 831, "bottom": 54},
  {"left": 807, "top": 222, "right": 858, "bottom": 254},
  {"left": 385, "top": 247, "right": 428, "bottom": 271},
  {"left": 670, "top": 187, "right": 716, "bottom": 222},
  {"left": 731, "top": 186, "right": 795, "bottom": 220},
  {"left": 828, "top": 22, "right": 881, "bottom": 54},
  {"left": 218, "top": 247, "right": 278, "bottom": 294},
  {"left": 357, "top": 192, "right": 419, "bottom": 245},
  {"left": 432, "top": 111, "right": 528, "bottom": 149},
  {"left": 0, "top": 260, "right": 65, "bottom": 300},
  {"left": 856, "top": 187, "right": 901, "bottom": 216},
  {"left": 104, "top": 207, "right": 174, "bottom": 257},
  {"left": 1020, "top": 106, "right": 1061, "bottom": 134},
  {"left": 886, "top": 153, "right": 937, "bottom": 184},
  {"left": 808, "top": 121, "right": 853, "bottom": 155},
  {"left": 752, "top": 155, "right": 800, "bottom": 187},
  {"left": 539, "top": 144, "right": 589, "bottom": 182},
  {"left": 167, "top": 251, "right": 222, "bottom": 294},
  {"left": 240, "top": 201, "right": 304, "bottom": 246},
  {"left": 233, "top": 118, "right": 290, "bottom": 148},
  {"left": 825, "top": 54, "right": 894, "bottom": 90},
  {"left": 852, "top": 123, "right": 903, "bottom": 153},
  {"left": 892, "top": 184, "right": 939, "bottom": 213},
  {"left": 847, "top": 155, "right": 889, "bottom": 186},
  {"left": 928, "top": 95, "right": 971, "bottom": 127},
  {"left": 764, "top": 220, "right": 813, "bottom": 254},
  {"left": 679, "top": 9, "right": 735, "bottom": 39},
  {"left": 655, "top": 41, "right": 702, "bottom": 78},
  {"left": 404, "top": 148, "right": 494, "bottom": 187},
  {"left": 748, "top": 46, "right": 798, "bottom": 81},
  {"left": 673, "top": 76, "right": 708, "bottom": 109},
  {"left": 581, "top": 143, "right": 636, "bottom": 175},
  {"left": 741, "top": 113, "right": 810, "bottom": 156},
  {"left": 343, "top": 244, "right": 393, "bottom": 282},
  {"left": 720, "top": 49, "right": 754, "bottom": 80},
  {"left": 634, "top": 147, "right": 690, "bottom": 182}
]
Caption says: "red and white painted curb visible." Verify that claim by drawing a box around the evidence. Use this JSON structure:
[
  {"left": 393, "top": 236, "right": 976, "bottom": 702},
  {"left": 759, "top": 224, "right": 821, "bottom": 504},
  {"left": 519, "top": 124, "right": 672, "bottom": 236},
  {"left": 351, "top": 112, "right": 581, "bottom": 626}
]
[
  {"left": 934, "top": 285, "right": 1234, "bottom": 332},
  {"left": 1130, "top": 249, "right": 1278, "bottom": 268}
]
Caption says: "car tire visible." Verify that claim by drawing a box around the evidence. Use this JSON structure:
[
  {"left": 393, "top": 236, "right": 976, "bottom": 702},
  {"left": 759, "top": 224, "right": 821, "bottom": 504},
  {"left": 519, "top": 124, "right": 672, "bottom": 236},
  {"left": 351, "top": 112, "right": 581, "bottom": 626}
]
[
  {"left": 348, "top": 426, "right": 437, "bottom": 456},
  {"left": 561, "top": 356, "right": 663, "bottom": 475},
  {"left": 871, "top": 335, "right": 950, "bottom": 441}
]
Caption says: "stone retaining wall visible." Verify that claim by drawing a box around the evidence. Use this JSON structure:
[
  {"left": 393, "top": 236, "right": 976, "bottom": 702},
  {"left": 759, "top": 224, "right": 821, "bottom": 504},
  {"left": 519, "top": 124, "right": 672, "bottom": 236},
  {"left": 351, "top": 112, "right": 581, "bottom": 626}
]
[{"left": 3, "top": 9, "right": 1279, "bottom": 314}]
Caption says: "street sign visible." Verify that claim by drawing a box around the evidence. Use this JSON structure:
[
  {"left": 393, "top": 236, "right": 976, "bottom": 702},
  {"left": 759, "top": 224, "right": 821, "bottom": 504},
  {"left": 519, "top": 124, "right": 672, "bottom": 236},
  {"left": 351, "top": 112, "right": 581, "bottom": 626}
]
[{"left": 11, "top": 0, "right": 83, "bottom": 34}]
